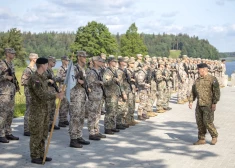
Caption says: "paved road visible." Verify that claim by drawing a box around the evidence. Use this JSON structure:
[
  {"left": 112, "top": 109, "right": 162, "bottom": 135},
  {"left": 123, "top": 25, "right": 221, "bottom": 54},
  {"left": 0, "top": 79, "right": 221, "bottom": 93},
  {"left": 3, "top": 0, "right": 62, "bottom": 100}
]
[{"left": 0, "top": 87, "right": 235, "bottom": 168}]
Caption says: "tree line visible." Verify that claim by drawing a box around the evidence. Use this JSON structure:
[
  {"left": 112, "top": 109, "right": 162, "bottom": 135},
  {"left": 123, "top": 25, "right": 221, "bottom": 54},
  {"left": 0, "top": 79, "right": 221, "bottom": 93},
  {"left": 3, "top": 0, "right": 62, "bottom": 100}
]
[{"left": 0, "top": 21, "right": 221, "bottom": 67}]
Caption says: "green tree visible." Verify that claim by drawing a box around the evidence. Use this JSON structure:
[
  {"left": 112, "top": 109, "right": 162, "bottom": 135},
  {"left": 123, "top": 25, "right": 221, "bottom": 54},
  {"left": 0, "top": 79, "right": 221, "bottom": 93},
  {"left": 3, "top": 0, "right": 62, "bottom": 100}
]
[
  {"left": 70, "top": 21, "right": 118, "bottom": 57},
  {"left": 120, "top": 23, "right": 148, "bottom": 56},
  {"left": 0, "top": 28, "right": 26, "bottom": 67}
]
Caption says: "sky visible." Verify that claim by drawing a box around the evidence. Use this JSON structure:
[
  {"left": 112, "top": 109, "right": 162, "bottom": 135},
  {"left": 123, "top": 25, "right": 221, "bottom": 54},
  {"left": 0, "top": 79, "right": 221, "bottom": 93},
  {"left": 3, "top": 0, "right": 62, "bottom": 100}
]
[{"left": 0, "top": 0, "right": 235, "bottom": 52}]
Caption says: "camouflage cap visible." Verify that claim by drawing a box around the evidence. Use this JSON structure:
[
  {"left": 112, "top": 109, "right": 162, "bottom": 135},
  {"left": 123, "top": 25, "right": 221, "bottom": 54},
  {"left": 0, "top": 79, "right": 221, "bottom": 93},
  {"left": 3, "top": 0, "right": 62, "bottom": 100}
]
[
  {"left": 117, "top": 56, "right": 123, "bottom": 59},
  {"left": 48, "top": 56, "right": 56, "bottom": 62},
  {"left": 92, "top": 56, "right": 104, "bottom": 62},
  {"left": 152, "top": 56, "right": 157, "bottom": 60},
  {"left": 118, "top": 57, "right": 128, "bottom": 63},
  {"left": 77, "top": 51, "right": 88, "bottom": 57},
  {"left": 136, "top": 54, "right": 143, "bottom": 57},
  {"left": 5, "top": 48, "right": 16, "bottom": 54},
  {"left": 109, "top": 55, "right": 115, "bottom": 58},
  {"left": 61, "top": 56, "right": 70, "bottom": 61},
  {"left": 107, "top": 57, "right": 117, "bottom": 63},
  {"left": 29, "top": 53, "right": 38, "bottom": 59},
  {"left": 128, "top": 58, "right": 135, "bottom": 64},
  {"left": 130, "top": 56, "right": 135, "bottom": 60},
  {"left": 158, "top": 61, "right": 165, "bottom": 65},
  {"left": 145, "top": 55, "right": 150, "bottom": 58}
]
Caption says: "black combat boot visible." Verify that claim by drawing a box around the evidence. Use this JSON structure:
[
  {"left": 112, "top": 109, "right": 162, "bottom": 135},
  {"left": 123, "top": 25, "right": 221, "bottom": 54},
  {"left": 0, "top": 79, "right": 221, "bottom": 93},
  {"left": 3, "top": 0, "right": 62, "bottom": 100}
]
[
  {"left": 116, "top": 125, "right": 126, "bottom": 130},
  {"left": 89, "top": 135, "right": 101, "bottom": 141},
  {"left": 96, "top": 133, "right": 106, "bottom": 138},
  {"left": 137, "top": 115, "right": 146, "bottom": 121},
  {"left": 111, "top": 128, "right": 120, "bottom": 132},
  {"left": 105, "top": 129, "right": 114, "bottom": 135},
  {"left": 58, "top": 122, "right": 66, "bottom": 127},
  {"left": 77, "top": 137, "right": 90, "bottom": 145},
  {"left": 24, "top": 132, "right": 30, "bottom": 136},
  {"left": 64, "top": 120, "right": 69, "bottom": 125},
  {"left": 0, "top": 137, "right": 9, "bottom": 143},
  {"left": 5, "top": 134, "right": 19, "bottom": 140},
  {"left": 31, "top": 158, "right": 43, "bottom": 164},
  {"left": 40, "top": 157, "right": 52, "bottom": 162},
  {"left": 70, "top": 139, "right": 83, "bottom": 148}
]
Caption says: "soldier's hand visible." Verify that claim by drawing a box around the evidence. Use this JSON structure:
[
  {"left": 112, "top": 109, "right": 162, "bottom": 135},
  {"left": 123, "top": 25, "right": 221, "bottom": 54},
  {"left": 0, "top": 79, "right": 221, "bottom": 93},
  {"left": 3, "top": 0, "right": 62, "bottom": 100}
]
[
  {"left": 48, "top": 79, "right": 54, "bottom": 84},
  {"left": 123, "top": 94, "right": 127, "bottom": 100},
  {"left": 131, "top": 78, "right": 135, "bottom": 82},
  {"left": 212, "top": 104, "right": 216, "bottom": 111},
  {"left": 77, "top": 79, "right": 84, "bottom": 85},
  {"left": 6, "top": 76, "right": 13, "bottom": 81},
  {"left": 145, "top": 84, "right": 150, "bottom": 88},
  {"left": 189, "top": 103, "right": 193, "bottom": 109},
  {"left": 56, "top": 92, "right": 64, "bottom": 100},
  {"left": 113, "top": 77, "right": 119, "bottom": 83},
  {"left": 88, "top": 88, "right": 91, "bottom": 92}
]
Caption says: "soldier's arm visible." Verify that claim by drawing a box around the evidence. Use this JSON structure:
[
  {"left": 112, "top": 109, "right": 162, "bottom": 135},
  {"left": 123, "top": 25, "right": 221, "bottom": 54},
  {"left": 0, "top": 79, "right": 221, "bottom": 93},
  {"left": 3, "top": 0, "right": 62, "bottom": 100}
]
[
  {"left": 21, "top": 68, "right": 31, "bottom": 86},
  {"left": 189, "top": 83, "right": 196, "bottom": 103},
  {"left": 55, "top": 68, "right": 65, "bottom": 83},
  {"left": 28, "top": 76, "right": 56, "bottom": 101},
  {"left": 87, "top": 71, "right": 98, "bottom": 87},
  {"left": 117, "top": 70, "right": 126, "bottom": 95},
  {"left": 136, "top": 72, "right": 146, "bottom": 87},
  {"left": 212, "top": 77, "right": 220, "bottom": 104},
  {"left": 103, "top": 71, "right": 114, "bottom": 86},
  {"left": 0, "top": 62, "right": 8, "bottom": 82}
]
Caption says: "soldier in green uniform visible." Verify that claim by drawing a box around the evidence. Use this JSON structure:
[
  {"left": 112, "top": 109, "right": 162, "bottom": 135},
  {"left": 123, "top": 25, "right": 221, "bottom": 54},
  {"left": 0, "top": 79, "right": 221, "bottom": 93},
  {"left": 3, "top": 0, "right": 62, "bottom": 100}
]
[
  {"left": 28, "top": 58, "right": 64, "bottom": 164},
  {"left": 189, "top": 63, "right": 220, "bottom": 145}
]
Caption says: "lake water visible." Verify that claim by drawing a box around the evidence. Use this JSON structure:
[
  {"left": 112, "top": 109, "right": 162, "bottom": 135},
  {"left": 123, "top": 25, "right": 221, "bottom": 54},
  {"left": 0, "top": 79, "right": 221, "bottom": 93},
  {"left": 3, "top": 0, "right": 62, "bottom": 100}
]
[{"left": 26, "top": 60, "right": 235, "bottom": 77}]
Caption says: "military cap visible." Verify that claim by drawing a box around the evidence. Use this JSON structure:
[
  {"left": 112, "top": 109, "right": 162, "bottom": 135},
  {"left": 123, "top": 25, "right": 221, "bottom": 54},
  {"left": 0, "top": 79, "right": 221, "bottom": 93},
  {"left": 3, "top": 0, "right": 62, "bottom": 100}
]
[
  {"left": 117, "top": 56, "right": 123, "bottom": 59},
  {"left": 109, "top": 55, "right": 115, "bottom": 58},
  {"left": 197, "top": 63, "right": 208, "bottom": 69},
  {"left": 101, "top": 53, "right": 106, "bottom": 57},
  {"left": 107, "top": 57, "right": 117, "bottom": 63},
  {"left": 92, "top": 56, "right": 104, "bottom": 62},
  {"left": 118, "top": 57, "right": 128, "bottom": 63},
  {"left": 5, "top": 48, "right": 16, "bottom": 54},
  {"left": 77, "top": 51, "right": 88, "bottom": 57},
  {"left": 145, "top": 55, "right": 150, "bottom": 58},
  {"left": 128, "top": 58, "right": 135, "bottom": 64},
  {"left": 61, "top": 56, "right": 70, "bottom": 61},
  {"left": 36, "top": 57, "right": 48, "bottom": 64},
  {"left": 29, "top": 53, "right": 38, "bottom": 59},
  {"left": 152, "top": 56, "right": 157, "bottom": 60},
  {"left": 48, "top": 56, "right": 56, "bottom": 62},
  {"left": 130, "top": 56, "right": 135, "bottom": 60},
  {"left": 158, "top": 61, "right": 165, "bottom": 65},
  {"left": 136, "top": 54, "right": 143, "bottom": 57}
]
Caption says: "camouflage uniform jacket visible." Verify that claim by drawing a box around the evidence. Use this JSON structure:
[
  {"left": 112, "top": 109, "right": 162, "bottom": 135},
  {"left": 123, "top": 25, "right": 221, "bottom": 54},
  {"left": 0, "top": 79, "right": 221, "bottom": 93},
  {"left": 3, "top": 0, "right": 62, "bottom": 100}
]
[
  {"left": 21, "top": 66, "right": 36, "bottom": 96},
  {"left": 177, "top": 62, "right": 187, "bottom": 82},
  {"left": 164, "top": 69, "right": 172, "bottom": 88},
  {"left": 28, "top": 71, "right": 56, "bottom": 110},
  {"left": 127, "top": 68, "right": 137, "bottom": 94},
  {"left": 189, "top": 74, "right": 220, "bottom": 106},
  {"left": 0, "top": 59, "right": 16, "bottom": 95},
  {"left": 117, "top": 68, "right": 131, "bottom": 95},
  {"left": 155, "top": 69, "right": 167, "bottom": 90},
  {"left": 103, "top": 67, "right": 121, "bottom": 97},
  {"left": 56, "top": 65, "right": 67, "bottom": 89},
  {"left": 45, "top": 68, "right": 58, "bottom": 94},
  {"left": 136, "top": 69, "right": 148, "bottom": 91},
  {"left": 86, "top": 68, "right": 103, "bottom": 101}
]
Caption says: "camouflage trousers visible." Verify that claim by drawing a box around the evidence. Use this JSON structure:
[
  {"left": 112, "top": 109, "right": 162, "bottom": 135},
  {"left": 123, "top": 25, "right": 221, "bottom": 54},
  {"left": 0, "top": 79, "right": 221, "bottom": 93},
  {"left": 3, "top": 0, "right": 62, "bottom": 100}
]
[
  {"left": 59, "top": 97, "right": 69, "bottom": 123},
  {"left": 187, "top": 77, "right": 194, "bottom": 98},
  {"left": 157, "top": 88, "right": 168, "bottom": 110},
  {"left": 48, "top": 99, "right": 56, "bottom": 125},
  {"left": 24, "top": 95, "right": 31, "bottom": 132},
  {"left": 177, "top": 80, "right": 188, "bottom": 102},
  {"left": 146, "top": 90, "right": 156, "bottom": 112},
  {"left": 126, "top": 92, "right": 135, "bottom": 124},
  {"left": 104, "top": 96, "right": 118, "bottom": 129},
  {"left": 87, "top": 100, "right": 102, "bottom": 135},
  {"left": 69, "top": 99, "right": 86, "bottom": 139},
  {"left": 29, "top": 112, "right": 49, "bottom": 159},
  {"left": 137, "top": 90, "right": 148, "bottom": 116},
  {"left": 195, "top": 105, "right": 218, "bottom": 140},
  {"left": 116, "top": 96, "right": 128, "bottom": 126},
  {"left": 0, "top": 94, "right": 15, "bottom": 137}
]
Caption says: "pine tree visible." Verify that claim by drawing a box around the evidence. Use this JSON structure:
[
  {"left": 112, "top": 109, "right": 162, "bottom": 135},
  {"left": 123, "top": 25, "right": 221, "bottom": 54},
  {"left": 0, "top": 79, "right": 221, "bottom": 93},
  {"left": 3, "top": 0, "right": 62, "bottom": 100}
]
[
  {"left": 0, "top": 28, "right": 26, "bottom": 67},
  {"left": 120, "top": 23, "right": 148, "bottom": 57}
]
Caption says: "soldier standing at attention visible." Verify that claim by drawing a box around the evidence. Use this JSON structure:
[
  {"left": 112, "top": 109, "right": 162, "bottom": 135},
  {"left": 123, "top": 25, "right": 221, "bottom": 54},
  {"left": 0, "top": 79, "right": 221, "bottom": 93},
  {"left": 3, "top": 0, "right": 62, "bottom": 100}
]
[
  {"left": 69, "top": 51, "right": 90, "bottom": 148},
  {"left": 21, "top": 53, "right": 38, "bottom": 136},
  {"left": 56, "top": 56, "right": 70, "bottom": 127},
  {"left": 189, "top": 63, "right": 220, "bottom": 145},
  {"left": 46, "top": 56, "right": 60, "bottom": 131},
  {"left": 0, "top": 48, "right": 19, "bottom": 143},
  {"left": 103, "top": 57, "right": 120, "bottom": 134},
  {"left": 28, "top": 57, "right": 64, "bottom": 164},
  {"left": 86, "top": 56, "right": 106, "bottom": 140}
]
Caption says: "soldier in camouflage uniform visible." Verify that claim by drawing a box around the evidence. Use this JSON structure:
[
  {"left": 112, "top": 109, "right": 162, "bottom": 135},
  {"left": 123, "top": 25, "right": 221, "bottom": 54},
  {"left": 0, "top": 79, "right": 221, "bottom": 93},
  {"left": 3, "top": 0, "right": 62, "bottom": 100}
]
[
  {"left": 164, "top": 62, "right": 173, "bottom": 110},
  {"left": 134, "top": 54, "right": 143, "bottom": 71},
  {"left": 21, "top": 53, "right": 38, "bottom": 136},
  {"left": 136, "top": 63, "right": 150, "bottom": 120},
  {"left": 46, "top": 56, "right": 60, "bottom": 131},
  {"left": 69, "top": 51, "right": 90, "bottom": 148},
  {"left": 189, "top": 63, "right": 220, "bottom": 145},
  {"left": 86, "top": 56, "right": 106, "bottom": 140},
  {"left": 103, "top": 57, "right": 121, "bottom": 134},
  {"left": 116, "top": 57, "right": 130, "bottom": 130},
  {"left": 56, "top": 56, "right": 70, "bottom": 127},
  {"left": 28, "top": 57, "right": 64, "bottom": 164},
  {"left": 0, "top": 48, "right": 19, "bottom": 143}
]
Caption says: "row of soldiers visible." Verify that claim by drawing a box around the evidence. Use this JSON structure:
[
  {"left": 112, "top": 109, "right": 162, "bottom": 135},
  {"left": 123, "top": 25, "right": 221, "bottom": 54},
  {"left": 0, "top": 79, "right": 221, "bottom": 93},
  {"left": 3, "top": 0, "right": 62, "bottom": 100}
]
[{"left": 0, "top": 48, "right": 226, "bottom": 164}]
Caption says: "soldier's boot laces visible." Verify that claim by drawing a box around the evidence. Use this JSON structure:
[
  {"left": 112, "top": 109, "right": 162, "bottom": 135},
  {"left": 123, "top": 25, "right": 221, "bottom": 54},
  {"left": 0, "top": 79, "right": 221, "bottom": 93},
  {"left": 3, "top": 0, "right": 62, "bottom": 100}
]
[
  {"left": 70, "top": 139, "right": 83, "bottom": 148},
  {"left": 211, "top": 137, "right": 217, "bottom": 145},
  {"left": 193, "top": 139, "right": 206, "bottom": 145},
  {"left": 6, "top": 134, "right": 19, "bottom": 140},
  {"left": 0, "top": 137, "right": 9, "bottom": 143}
]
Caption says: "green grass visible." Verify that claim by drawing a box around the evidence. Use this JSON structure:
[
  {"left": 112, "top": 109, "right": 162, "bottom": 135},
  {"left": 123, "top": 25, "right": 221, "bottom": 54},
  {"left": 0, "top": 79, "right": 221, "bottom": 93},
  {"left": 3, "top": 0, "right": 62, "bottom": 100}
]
[{"left": 169, "top": 50, "right": 181, "bottom": 58}]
